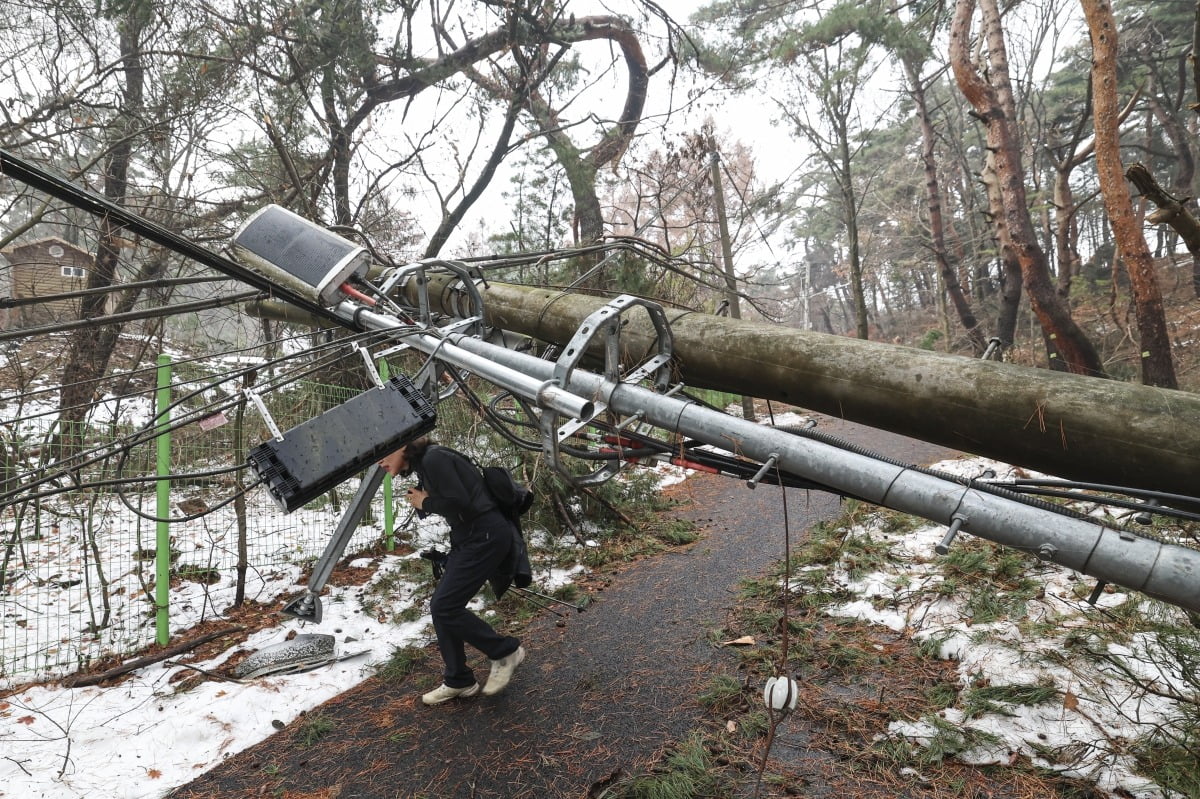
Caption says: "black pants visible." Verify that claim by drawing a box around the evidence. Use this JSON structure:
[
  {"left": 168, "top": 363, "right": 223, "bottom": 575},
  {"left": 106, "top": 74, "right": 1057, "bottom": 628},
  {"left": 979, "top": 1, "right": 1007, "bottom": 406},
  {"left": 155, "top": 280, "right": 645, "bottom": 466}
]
[{"left": 431, "top": 511, "right": 521, "bottom": 688}]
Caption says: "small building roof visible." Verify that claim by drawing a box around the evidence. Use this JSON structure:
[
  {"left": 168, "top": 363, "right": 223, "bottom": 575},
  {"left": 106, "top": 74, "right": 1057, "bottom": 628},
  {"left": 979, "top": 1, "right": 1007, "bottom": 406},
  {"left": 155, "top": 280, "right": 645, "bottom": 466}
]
[{"left": 0, "top": 236, "right": 91, "bottom": 258}]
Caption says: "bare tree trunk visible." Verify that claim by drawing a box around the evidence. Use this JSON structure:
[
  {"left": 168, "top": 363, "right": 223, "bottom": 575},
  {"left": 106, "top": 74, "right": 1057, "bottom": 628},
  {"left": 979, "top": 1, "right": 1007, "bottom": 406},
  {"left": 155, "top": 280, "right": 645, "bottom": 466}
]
[
  {"left": 903, "top": 59, "right": 986, "bottom": 354},
  {"left": 981, "top": 155, "right": 1023, "bottom": 350},
  {"left": 1082, "top": 0, "right": 1177, "bottom": 388},
  {"left": 950, "top": 0, "right": 1106, "bottom": 376},
  {"left": 516, "top": 16, "right": 649, "bottom": 286},
  {"left": 55, "top": 9, "right": 148, "bottom": 459}
]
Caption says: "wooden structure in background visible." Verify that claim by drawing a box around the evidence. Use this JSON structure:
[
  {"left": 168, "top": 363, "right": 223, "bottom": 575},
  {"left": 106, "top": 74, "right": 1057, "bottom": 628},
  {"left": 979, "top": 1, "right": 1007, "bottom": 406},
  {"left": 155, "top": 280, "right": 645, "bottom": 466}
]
[{"left": 1, "top": 237, "right": 92, "bottom": 329}]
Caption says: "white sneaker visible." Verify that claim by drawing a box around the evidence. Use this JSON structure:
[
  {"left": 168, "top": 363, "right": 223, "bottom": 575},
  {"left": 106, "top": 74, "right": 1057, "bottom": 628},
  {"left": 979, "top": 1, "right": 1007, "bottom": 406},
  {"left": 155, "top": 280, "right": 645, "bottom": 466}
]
[
  {"left": 482, "top": 646, "right": 526, "bottom": 696},
  {"left": 421, "top": 682, "right": 480, "bottom": 706}
]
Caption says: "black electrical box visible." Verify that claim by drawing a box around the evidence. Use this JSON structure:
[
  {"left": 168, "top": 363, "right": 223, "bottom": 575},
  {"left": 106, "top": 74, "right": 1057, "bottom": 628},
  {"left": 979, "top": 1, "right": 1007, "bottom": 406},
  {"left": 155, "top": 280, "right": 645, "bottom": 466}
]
[{"left": 248, "top": 374, "right": 436, "bottom": 513}]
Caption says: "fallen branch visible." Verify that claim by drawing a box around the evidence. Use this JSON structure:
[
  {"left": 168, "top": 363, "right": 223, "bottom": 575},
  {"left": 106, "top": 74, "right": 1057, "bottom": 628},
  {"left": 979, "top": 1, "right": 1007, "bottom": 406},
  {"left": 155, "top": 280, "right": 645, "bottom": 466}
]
[
  {"left": 1125, "top": 162, "right": 1200, "bottom": 296},
  {"left": 60, "top": 625, "right": 245, "bottom": 688}
]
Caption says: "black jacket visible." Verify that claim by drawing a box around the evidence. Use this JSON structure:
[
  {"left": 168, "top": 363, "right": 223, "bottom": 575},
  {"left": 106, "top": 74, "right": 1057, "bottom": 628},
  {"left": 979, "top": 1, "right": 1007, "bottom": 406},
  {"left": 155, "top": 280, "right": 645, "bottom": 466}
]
[
  {"left": 410, "top": 445, "right": 497, "bottom": 533},
  {"left": 410, "top": 445, "right": 531, "bottom": 598}
]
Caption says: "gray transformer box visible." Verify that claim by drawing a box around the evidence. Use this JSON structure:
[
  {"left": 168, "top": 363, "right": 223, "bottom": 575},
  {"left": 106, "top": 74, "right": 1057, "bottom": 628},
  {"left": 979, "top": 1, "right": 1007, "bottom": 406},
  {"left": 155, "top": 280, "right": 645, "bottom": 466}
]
[{"left": 231, "top": 204, "right": 370, "bottom": 306}]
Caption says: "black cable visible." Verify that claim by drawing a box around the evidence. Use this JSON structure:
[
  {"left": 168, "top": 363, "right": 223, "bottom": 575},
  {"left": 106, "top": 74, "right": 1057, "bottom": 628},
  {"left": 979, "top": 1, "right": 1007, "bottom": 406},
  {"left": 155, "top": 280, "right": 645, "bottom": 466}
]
[
  {"left": 116, "top": 475, "right": 267, "bottom": 524},
  {"left": 0, "top": 289, "right": 264, "bottom": 342},
  {"left": 0, "top": 274, "right": 229, "bottom": 310},
  {"left": 0, "top": 331, "right": 391, "bottom": 510},
  {"left": 998, "top": 478, "right": 1200, "bottom": 511},
  {"left": 7, "top": 465, "right": 255, "bottom": 509},
  {"left": 0, "top": 148, "right": 349, "bottom": 330},
  {"left": 997, "top": 485, "right": 1200, "bottom": 525},
  {"left": 0, "top": 337, "right": 366, "bottom": 504},
  {"left": 0, "top": 323, "right": 345, "bottom": 408}
]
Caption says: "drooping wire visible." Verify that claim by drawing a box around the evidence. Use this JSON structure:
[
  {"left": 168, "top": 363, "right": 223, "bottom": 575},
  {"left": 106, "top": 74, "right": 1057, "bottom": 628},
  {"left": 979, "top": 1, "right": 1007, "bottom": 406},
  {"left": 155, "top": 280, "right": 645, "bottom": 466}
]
[
  {"left": 0, "top": 335, "right": 372, "bottom": 507},
  {"left": 1, "top": 330, "right": 395, "bottom": 518},
  {"left": 990, "top": 479, "right": 1200, "bottom": 525},
  {"left": 753, "top": 399, "right": 796, "bottom": 798}
]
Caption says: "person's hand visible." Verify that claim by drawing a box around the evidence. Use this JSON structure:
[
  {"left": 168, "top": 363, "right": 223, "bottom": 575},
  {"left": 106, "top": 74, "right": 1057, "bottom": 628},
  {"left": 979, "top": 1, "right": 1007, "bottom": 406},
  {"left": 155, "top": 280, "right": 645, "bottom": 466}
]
[{"left": 406, "top": 486, "right": 428, "bottom": 510}]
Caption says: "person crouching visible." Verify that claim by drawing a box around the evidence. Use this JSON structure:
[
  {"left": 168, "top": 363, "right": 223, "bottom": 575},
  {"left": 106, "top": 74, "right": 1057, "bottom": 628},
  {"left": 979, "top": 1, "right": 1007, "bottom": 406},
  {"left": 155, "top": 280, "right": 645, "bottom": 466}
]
[{"left": 377, "top": 437, "right": 526, "bottom": 705}]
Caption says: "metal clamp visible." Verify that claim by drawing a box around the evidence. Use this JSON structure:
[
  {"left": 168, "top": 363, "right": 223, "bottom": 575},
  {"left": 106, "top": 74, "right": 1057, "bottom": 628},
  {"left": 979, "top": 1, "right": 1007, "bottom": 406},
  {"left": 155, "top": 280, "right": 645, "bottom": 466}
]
[
  {"left": 543, "top": 295, "right": 673, "bottom": 486},
  {"left": 377, "top": 259, "right": 486, "bottom": 339}
]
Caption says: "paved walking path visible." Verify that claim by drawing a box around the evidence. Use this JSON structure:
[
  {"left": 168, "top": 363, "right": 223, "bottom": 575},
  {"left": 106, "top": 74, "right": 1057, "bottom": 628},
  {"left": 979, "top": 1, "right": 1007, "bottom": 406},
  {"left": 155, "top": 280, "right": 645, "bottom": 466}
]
[{"left": 168, "top": 417, "right": 954, "bottom": 798}]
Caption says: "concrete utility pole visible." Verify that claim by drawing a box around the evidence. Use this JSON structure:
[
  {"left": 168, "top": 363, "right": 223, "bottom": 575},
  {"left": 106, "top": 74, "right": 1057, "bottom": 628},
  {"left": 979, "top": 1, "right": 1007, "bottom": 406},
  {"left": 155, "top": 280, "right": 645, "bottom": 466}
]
[
  {"left": 709, "top": 148, "right": 758, "bottom": 422},
  {"left": 377, "top": 275, "right": 1200, "bottom": 501},
  {"left": 334, "top": 300, "right": 1200, "bottom": 615}
]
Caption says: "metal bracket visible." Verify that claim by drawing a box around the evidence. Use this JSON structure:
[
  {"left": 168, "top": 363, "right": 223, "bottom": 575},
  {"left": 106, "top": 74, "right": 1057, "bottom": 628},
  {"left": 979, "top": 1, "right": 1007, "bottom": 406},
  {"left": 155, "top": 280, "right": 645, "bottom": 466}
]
[
  {"left": 542, "top": 295, "right": 674, "bottom": 486},
  {"left": 935, "top": 513, "right": 969, "bottom": 555},
  {"left": 374, "top": 260, "right": 490, "bottom": 404},
  {"left": 355, "top": 343, "right": 385, "bottom": 389},
  {"left": 244, "top": 388, "right": 284, "bottom": 442},
  {"left": 746, "top": 453, "right": 779, "bottom": 489},
  {"left": 280, "top": 466, "right": 387, "bottom": 623},
  {"left": 376, "top": 259, "right": 486, "bottom": 338}
]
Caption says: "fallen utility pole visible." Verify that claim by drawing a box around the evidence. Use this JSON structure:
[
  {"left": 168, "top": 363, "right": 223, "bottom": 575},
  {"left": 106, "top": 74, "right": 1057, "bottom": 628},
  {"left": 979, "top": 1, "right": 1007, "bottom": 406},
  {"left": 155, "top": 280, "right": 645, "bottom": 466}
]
[
  {"left": 394, "top": 275, "right": 1200, "bottom": 503},
  {"left": 336, "top": 299, "right": 1200, "bottom": 615}
]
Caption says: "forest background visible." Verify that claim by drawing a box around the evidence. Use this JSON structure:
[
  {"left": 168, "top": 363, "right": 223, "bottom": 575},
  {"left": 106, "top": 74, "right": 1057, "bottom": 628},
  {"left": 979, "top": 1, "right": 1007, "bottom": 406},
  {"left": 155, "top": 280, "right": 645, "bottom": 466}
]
[
  {"left": 3, "top": 0, "right": 1199, "bottom": 393},
  {"left": 1, "top": 0, "right": 1199, "bottom": 672},
  {"left": 2, "top": 1, "right": 1200, "bottom": 796}
]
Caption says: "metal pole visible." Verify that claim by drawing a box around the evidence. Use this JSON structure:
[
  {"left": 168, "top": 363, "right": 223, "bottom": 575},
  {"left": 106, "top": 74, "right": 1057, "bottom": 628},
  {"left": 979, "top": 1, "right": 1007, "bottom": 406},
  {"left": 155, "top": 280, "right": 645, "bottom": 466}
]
[
  {"left": 337, "top": 304, "right": 594, "bottom": 423},
  {"left": 426, "top": 332, "right": 1200, "bottom": 615},
  {"left": 378, "top": 359, "right": 394, "bottom": 551},
  {"left": 280, "top": 466, "right": 387, "bottom": 623},
  {"left": 398, "top": 276, "right": 1200, "bottom": 502}
]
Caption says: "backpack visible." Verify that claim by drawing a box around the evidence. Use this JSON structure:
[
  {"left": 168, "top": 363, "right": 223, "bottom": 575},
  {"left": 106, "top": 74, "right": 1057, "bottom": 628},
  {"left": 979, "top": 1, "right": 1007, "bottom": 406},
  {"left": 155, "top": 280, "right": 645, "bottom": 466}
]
[
  {"left": 474, "top": 462, "right": 535, "bottom": 595},
  {"left": 477, "top": 463, "right": 535, "bottom": 520}
]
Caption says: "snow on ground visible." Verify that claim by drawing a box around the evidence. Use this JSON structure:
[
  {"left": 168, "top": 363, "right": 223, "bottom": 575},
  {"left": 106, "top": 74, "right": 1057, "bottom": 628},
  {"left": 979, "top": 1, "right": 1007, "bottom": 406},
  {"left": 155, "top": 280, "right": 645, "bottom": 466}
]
[
  {"left": 0, "top": 407, "right": 1190, "bottom": 799},
  {"left": 822, "top": 456, "right": 1183, "bottom": 799},
  {"left": 0, "top": 503, "right": 584, "bottom": 799}
]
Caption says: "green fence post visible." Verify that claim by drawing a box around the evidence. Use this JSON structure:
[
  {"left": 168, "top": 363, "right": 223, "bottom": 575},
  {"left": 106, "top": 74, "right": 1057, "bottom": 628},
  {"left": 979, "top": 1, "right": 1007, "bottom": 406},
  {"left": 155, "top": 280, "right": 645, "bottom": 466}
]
[
  {"left": 378, "top": 359, "right": 394, "bottom": 551},
  {"left": 155, "top": 355, "right": 172, "bottom": 645}
]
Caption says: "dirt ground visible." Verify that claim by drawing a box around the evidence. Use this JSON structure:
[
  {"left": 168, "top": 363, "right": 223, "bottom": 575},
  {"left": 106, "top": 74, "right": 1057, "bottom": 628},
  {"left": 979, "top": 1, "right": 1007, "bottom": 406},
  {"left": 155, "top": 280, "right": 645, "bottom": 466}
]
[{"left": 165, "top": 417, "right": 961, "bottom": 799}]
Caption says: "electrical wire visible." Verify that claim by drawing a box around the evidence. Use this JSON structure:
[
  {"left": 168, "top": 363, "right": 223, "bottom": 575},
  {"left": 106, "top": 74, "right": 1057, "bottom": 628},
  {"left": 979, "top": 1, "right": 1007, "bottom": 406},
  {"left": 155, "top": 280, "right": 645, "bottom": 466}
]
[
  {"left": 993, "top": 483, "right": 1200, "bottom": 525},
  {"left": 0, "top": 330, "right": 395, "bottom": 513},
  {"left": 0, "top": 324, "right": 345, "bottom": 409}
]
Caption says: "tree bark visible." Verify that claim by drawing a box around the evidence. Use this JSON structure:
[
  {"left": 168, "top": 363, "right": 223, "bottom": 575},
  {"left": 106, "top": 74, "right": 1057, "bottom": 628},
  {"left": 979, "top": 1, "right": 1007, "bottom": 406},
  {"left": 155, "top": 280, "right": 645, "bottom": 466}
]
[
  {"left": 950, "top": 0, "right": 1106, "bottom": 376},
  {"left": 1081, "top": 0, "right": 1177, "bottom": 388},
  {"left": 903, "top": 58, "right": 986, "bottom": 354},
  {"left": 981, "top": 153, "right": 1023, "bottom": 349},
  {"left": 55, "top": 9, "right": 148, "bottom": 459},
  {"left": 1127, "top": 162, "right": 1200, "bottom": 298}
]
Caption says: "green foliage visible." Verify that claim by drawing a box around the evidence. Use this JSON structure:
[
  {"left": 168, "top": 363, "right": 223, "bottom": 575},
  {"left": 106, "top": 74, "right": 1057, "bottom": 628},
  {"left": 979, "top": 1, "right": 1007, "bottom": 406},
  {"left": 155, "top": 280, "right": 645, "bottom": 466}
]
[
  {"left": 799, "top": 0, "right": 931, "bottom": 65},
  {"left": 1132, "top": 730, "right": 1200, "bottom": 798},
  {"left": 900, "top": 714, "right": 1002, "bottom": 767},
  {"left": 294, "top": 713, "right": 335, "bottom": 748},
  {"left": 919, "top": 328, "right": 944, "bottom": 350},
  {"left": 961, "top": 680, "right": 1059, "bottom": 719},
  {"left": 376, "top": 645, "right": 425, "bottom": 683},
  {"left": 600, "top": 734, "right": 725, "bottom": 799},
  {"left": 696, "top": 674, "right": 744, "bottom": 715}
]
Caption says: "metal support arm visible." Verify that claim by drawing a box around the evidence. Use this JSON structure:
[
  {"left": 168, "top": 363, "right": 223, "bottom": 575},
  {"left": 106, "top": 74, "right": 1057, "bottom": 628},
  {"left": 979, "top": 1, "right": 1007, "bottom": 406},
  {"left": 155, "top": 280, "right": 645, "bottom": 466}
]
[{"left": 280, "top": 465, "right": 387, "bottom": 623}]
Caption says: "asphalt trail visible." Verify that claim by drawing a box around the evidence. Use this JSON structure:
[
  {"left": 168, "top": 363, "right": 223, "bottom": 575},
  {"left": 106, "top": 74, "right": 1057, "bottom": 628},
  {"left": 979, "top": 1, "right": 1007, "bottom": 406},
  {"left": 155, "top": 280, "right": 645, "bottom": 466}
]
[{"left": 168, "top": 416, "right": 955, "bottom": 799}]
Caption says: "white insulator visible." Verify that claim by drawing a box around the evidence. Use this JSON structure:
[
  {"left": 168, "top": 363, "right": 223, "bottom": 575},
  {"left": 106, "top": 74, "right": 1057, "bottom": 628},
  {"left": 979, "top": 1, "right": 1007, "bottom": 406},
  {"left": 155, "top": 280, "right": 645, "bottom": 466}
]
[{"left": 762, "top": 676, "right": 799, "bottom": 711}]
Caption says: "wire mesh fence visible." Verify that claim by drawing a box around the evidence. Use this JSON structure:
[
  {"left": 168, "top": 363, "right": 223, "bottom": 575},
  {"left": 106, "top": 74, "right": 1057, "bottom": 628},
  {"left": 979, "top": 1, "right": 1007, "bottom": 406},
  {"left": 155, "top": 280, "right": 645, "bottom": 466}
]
[{"left": 0, "top": 357, "right": 488, "bottom": 689}]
